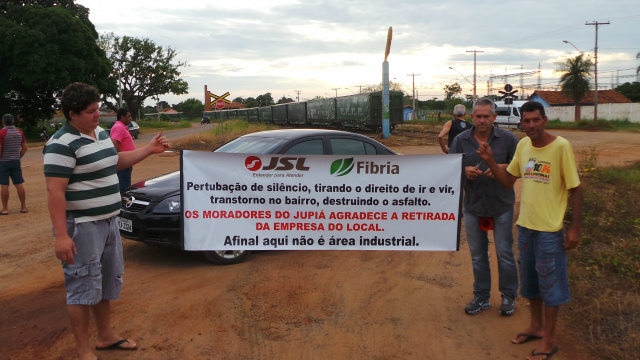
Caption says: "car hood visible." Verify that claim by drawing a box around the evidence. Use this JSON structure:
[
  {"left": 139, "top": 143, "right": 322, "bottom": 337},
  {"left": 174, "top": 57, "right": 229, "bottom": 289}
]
[{"left": 128, "top": 170, "right": 180, "bottom": 199}]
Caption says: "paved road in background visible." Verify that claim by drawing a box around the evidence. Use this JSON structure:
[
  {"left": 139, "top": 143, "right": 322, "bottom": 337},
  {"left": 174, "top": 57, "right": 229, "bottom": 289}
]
[
  {"left": 24, "top": 122, "right": 213, "bottom": 163},
  {"left": 134, "top": 122, "right": 213, "bottom": 145}
]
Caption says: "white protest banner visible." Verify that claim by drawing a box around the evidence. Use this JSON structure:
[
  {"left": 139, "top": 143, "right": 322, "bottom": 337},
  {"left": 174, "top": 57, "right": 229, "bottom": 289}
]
[{"left": 182, "top": 151, "right": 462, "bottom": 251}]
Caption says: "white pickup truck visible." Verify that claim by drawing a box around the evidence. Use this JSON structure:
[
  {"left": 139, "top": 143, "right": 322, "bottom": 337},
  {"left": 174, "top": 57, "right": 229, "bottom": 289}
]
[{"left": 493, "top": 100, "right": 529, "bottom": 129}]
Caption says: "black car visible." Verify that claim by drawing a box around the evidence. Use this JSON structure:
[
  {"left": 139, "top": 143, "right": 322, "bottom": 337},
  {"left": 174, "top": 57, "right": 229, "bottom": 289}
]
[
  {"left": 201, "top": 117, "right": 211, "bottom": 124},
  {"left": 117, "top": 129, "right": 396, "bottom": 264},
  {"left": 128, "top": 120, "right": 140, "bottom": 139}
]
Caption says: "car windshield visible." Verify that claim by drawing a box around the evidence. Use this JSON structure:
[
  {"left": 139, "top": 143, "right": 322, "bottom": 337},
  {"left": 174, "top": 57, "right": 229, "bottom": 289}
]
[{"left": 214, "top": 136, "right": 289, "bottom": 154}]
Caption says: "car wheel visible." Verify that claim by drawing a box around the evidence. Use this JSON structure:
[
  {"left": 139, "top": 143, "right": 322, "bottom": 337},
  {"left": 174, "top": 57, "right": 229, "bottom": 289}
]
[
  {"left": 134, "top": 133, "right": 139, "bottom": 139},
  {"left": 201, "top": 250, "right": 250, "bottom": 265}
]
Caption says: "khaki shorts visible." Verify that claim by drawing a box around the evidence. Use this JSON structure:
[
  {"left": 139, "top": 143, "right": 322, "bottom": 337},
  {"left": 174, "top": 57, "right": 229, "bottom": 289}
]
[{"left": 60, "top": 216, "right": 124, "bottom": 305}]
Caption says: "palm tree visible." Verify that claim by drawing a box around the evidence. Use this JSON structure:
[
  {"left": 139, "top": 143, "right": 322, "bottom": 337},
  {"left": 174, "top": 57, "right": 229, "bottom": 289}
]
[{"left": 557, "top": 53, "right": 594, "bottom": 122}]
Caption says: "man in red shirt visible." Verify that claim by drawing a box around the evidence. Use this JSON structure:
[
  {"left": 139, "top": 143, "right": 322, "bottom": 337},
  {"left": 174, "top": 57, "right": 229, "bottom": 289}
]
[
  {"left": 109, "top": 108, "right": 136, "bottom": 193},
  {"left": 0, "top": 114, "right": 28, "bottom": 215}
]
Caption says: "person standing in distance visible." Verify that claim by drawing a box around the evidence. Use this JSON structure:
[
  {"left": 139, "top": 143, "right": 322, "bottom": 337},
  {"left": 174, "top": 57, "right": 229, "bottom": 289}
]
[
  {"left": 110, "top": 108, "right": 136, "bottom": 193},
  {"left": 477, "top": 100, "right": 582, "bottom": 360},
  {"left": 44, "top": 82, "right": 171, "bottom": 360},
  {"left": 438, "top": 104, "right": 472, "bottom": 154},
  {"left": 0, "top": 114, "right": 28, "bottom": 215},
  {"left": 449, "top": 98, "right": 519, "bottom": 316}
]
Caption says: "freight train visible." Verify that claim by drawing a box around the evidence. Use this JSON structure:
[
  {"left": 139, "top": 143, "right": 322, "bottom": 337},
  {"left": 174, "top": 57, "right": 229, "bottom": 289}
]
[{"left": 203, "top": 91, "right": 404, "bottom": 132}]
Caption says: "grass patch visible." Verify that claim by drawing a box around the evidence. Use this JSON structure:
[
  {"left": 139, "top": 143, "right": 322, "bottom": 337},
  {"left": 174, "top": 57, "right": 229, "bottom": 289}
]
[
  {"left": 171, "top": 120, "right": 278, "bottom": 151},
  {"left": 565, "top": 155, "right": 640, "bottom": 359},
  {"left": 113, "top": 119, "right": 192, "bottom": 135},
  {"left": 547, "top": 119, "right": 640, "bottom": 132}
]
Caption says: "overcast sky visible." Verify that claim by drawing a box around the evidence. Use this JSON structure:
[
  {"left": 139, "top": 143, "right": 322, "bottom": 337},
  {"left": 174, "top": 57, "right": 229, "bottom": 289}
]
[{"left": 77, "top": 0, "right": 640, "bottom": 106}]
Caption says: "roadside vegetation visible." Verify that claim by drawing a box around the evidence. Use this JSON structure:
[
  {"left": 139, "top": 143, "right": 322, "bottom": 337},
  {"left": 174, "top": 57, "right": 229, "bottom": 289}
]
[
  {"left": 26, "top": 118, "right": 193, "bottom": 146},
  {"left": 565, "top": 149, "right": 640, "bottom": 360},
  {"left": 546, "top": 119, "right": 640, "bottom": 132},
  {"left": 171, "top": 120, "right": 278, "bottom": 151}
]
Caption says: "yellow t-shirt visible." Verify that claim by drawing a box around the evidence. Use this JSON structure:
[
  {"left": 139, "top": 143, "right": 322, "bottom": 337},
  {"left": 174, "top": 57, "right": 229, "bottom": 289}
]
[{"left": 507, "top": 136, "right": 580, "bottom": 232}]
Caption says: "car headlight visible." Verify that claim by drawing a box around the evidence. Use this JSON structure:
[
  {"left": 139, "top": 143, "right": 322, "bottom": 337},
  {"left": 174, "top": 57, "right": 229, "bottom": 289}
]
[{"left": 153, "top": 195, "right": 181, "bottom": 214}]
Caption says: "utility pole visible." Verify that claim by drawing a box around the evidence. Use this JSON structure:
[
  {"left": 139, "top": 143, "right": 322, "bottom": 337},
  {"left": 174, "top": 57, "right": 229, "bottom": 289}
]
[
  {"left": 332, "top": 88, "right": 340, "bottom": 97},
  {"left": 586, "top": 20, "right": 610, "bottom": 122},
  {"left": 294, "top": 90, "right": 301, "bottom": 102},
  {"left": 407, "top": 73, "right": 420, "bottom": 120},
  {"left": 466, "top": 49, "right": 483, "bottom": 100},
  {"left": 354, "top": 85, "right": 365, "bottom": 94}
]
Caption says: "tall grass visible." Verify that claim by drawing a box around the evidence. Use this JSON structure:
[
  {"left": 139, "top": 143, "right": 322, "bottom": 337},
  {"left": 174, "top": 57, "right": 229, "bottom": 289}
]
[
  {"left": 565, "top": 154, "right": 640, "bottom": 359},
  {"left": 171, "top": 120, "right": 277, "bottom": 151},
  {"left": 547, "top": 119, "right": 640, "bottom": 132}
]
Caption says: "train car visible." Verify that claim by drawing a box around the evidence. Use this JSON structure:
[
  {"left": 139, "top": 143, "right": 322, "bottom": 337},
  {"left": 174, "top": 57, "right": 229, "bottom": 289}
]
[
  {"left": 236, "top": 108, "right": 250, "bottom": 121},
  {"left": 203, "top": 91, "right": 403, "bottom": 132},
  {"left": 271, "top": 104, "right": 288, "bottom": 125},
  {"left": 286, "top": 102, "right": 307, "bottom": 125},
  {"left": 352, "top": 91, "right": 404, "bottom": 131},
  {"left": 306, "top": 97, "right": 336, "bottom": 127},
  {"left": 226, "top": 110, "right": 239, "bottom": 120},
  {"left": 246, "top": 108, "right": 259, "bottom": 123},
  {"left": 258, "top": 107, "right": 272, "bottom": 123}
]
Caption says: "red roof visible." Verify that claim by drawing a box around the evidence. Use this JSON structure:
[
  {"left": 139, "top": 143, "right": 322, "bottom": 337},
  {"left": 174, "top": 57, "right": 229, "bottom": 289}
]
[
  {"left": 222, "top": 102, "right": 246, "bottom": 109},
  {"left": 531, "top": 90, "right": 631, "bottom": 105}
]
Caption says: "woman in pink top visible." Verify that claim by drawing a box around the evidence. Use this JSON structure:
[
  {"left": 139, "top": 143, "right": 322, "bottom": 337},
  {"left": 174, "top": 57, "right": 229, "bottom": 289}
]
[{"left": 110, "top": 109, "right": 136, "bottom": 193}]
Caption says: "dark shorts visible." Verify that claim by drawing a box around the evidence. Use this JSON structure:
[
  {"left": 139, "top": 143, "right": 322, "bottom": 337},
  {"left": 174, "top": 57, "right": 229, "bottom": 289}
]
[
  {"left": 60, "top": 216, "right": 124, "bottom": 305},
  {"left": 517, "top": 226, "right": 571, "bottom": 307},
  {"left": 0, "top": 160, "right": 24, "bottom": 185}
]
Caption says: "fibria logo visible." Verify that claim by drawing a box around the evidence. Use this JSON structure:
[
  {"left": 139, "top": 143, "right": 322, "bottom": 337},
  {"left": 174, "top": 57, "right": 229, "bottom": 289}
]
[
  {"left": 245, "top": 156, "right": 310, "bottom": 171},
  {"left": 331, "top": 158, "right": 400, "bottom": 176},
  {"left": 331, "top": 158, "right": 354, "bottom": 177}
]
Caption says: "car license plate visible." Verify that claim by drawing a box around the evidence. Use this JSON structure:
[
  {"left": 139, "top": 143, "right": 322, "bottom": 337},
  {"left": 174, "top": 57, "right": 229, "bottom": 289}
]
[{"left": 117, "top": 217, "right": 133, "bottom": 232}]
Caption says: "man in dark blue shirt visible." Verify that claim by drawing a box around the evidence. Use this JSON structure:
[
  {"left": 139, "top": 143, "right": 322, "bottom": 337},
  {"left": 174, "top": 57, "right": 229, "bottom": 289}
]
[{"left": 450, "top": 98, "right": 519, "bottom": 316}]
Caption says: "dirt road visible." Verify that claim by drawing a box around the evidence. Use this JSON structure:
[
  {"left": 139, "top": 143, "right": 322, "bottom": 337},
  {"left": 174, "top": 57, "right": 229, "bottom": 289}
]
[{"left": 2, "top": 128, "right": 638, "bottom": 360}]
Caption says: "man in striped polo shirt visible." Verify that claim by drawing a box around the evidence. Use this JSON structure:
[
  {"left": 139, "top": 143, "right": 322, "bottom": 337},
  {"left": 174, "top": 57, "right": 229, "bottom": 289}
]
[
  {"left": 44, "top": 82, "right": 170, "bottom": 360},
  {"left": 0, "top": 113, "right": 28, "bottom": 215}
]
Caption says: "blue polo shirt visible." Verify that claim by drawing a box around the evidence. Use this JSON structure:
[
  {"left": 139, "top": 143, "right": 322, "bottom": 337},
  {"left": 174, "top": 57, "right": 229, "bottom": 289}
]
[{"left": 449, "top": 127, "right": 519, "bottom": 217}]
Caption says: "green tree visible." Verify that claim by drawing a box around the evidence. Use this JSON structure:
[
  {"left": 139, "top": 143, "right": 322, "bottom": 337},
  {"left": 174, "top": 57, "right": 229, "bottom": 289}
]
[
  {"left": 255, "top": 93, "right": 275, "bottom": 107},
  {"left": 443, "top": 82, "right": 462, "bottom": 100},
  {"left": 276, "top": 96, "right": 294, "bottom": 104},
  {"left": 172, "top": 98, "right": 204, "bottom": 119},
  {"left": 556, "top": 53, "right": 593, "bottom": 122},
  {"left": 98, "top": 33, "right": 189, "bottom": 119},
  {"left": 615, "top": 81, "right": 640, "bottom": 102},
  {"left": 0, "top": 3, "right": 113, "bottom": 127}
]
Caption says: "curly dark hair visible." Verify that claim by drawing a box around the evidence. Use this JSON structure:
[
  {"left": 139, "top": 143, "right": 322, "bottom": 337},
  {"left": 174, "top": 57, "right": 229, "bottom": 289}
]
[{"left": 61, "top": 82, "right": 101, "bottom": 121}]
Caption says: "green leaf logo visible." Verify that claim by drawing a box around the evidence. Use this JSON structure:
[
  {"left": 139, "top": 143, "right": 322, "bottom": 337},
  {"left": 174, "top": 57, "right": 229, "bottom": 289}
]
[{"left": 330, "top": 158, "right": 355, "bottom": 177}]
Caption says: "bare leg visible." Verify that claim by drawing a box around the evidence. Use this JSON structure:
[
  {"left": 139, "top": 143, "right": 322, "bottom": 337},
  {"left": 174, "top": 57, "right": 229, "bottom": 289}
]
[
  {"left": 527, "top": 305, "right": 559, "bottom": 360},
  {"left": 512, "top": 297, "right": 545, "bottom": 344},
  {"left": 15, "top": 183, "right": 26, "bottom": 211},
  {"left": 67, "top": 304, "right": 97, "bottom": 360},
  {"left": 1, "top": 184, "right": 8, "bottom": 213},
  {"left": 93, "top": 300, "right": 137, "bottom": 349}
]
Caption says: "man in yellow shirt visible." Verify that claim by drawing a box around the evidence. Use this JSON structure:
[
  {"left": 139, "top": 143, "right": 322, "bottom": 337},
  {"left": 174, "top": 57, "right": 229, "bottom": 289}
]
[{"left": 477, "top": 101, "right": 582, "bottom": 360}]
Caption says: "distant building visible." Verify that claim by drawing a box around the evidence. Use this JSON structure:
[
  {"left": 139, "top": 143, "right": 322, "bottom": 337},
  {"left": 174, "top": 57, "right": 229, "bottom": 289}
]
[
  {"left": 144, "top": 107, "right": 183, "bottom": 119},
  {"left": 530, "top": 90, "right": 631, "bottom": 106},
  {"left": 402, "top": 105, "right": 424, "bottom": 120}
]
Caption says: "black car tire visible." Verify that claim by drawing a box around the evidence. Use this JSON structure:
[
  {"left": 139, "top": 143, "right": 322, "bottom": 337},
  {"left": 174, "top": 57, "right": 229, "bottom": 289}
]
[{"left": 202, "top": 250, "right": 250, "bottom": 265}]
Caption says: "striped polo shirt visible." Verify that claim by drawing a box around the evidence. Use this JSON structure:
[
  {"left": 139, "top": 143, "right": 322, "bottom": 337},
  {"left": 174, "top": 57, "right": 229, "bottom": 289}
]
[
  {"left": 43, "top": 122, "right": 121, "bottom": 223},
  {"left": 0, "top": 126, "right": 26, "bottom": 161}
]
